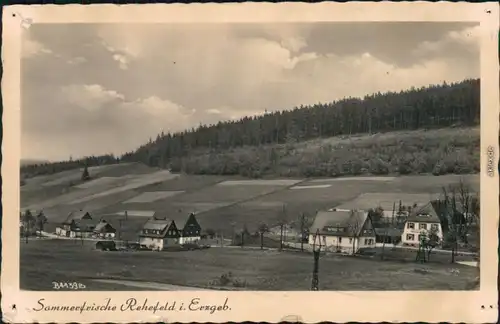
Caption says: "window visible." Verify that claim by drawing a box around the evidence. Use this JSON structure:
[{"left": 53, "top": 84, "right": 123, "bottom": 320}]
[
  {"left": 419, "top": 223, "right": 427, "bottom": 230},
  {"left": 406, "top": 234, "right": 415, "bottom": 241},
  {"left": 431, "top": 224, "right": 439, "bottom": 231},
  {"left": 407, "top": 222, "right": 415, "bottom": 229},
  {"left": 349, "top": 238, "right": 353, "bottom": 244},
  {"left": 338, "top": 237, "right": 342, "bottom": 243}
]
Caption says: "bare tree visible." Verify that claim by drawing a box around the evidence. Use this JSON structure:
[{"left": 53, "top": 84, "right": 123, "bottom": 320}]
[
  {"left": 22, "top": 210, "right": 36, "bottom": 243},
  {"left": 424, "top": 226, "right": 441, "bottom": 262},
  {"left": 299, "top": 212, "right": 308, "bottom": 252},
  {"left": 441, "top": 180, "right": 477, "bottom": 263},
  {"left": 35, "top": 210, "right": 48, "bottom": 237},
  {"left": 277, "top": 204, "right": 288, "bottom": 251},
  {"left": 258, "top": 222, "right": 269, "bottom": 250},
  {"left": 347, "top": 211, "right": 362, "bottom": 255},
  {"left": 241, "top": 224, "right": 250, "bottom": 247}
]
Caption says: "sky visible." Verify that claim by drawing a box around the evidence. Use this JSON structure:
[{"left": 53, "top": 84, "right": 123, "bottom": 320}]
[{"left": 21, "top": 22, "right": 480, "bottom": 161}]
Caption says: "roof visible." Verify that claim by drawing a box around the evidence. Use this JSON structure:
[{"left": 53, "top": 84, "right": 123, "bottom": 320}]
[
  {"left": 63, "top": 210, "right": 92, "bottom": 224},
  {"left": 142, "top": 215, "right": 172, "bottom": 231},
  {"left": 94, "top": 220, "right": 116, "bottom": 233},
  {"left": 374, "top": 227, "right": 403, "bottom": 237},
  {"left": 335, "top": 193, "right": 440, "bottom": 211},
  {"left": 406, "top": 202, "right": 441, "bottom": 223},
  {"left": 72, "top": 219, "right": 97, "bottom": 232},
  {"left": 431, "top": 196, "right": 479, "bottom": 216},
  {"left": 309, "top": 209, "right": 370, "bottom": 237}
]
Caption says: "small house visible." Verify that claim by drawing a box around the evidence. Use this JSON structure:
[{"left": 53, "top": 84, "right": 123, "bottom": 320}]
[
  {"left": 179, "top": 213, "right": 202, "bottom": 244},
  {"left": 401, "top": 202, "right": 443, "bottom": 246},
  {"left": 56, "top": 210, "right": 95, "bottom": 238},
  {"left": 138, "top": 216, "right": 181, "bottom": 251},
  {"left": 308, "top": 209, "right": 376, "bottom": 254},
  {"left": 93, "top": 219, "right": 117, "bottom": 239}
]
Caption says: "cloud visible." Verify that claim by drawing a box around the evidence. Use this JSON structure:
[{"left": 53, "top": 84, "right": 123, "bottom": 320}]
[
  {"left": 21, "top": 23, "right": 480, "bottom": 160},
  {"left": 67, "top": 56, "right": 87, "bottom": 65},
  {"left": 412, "top": 25, "right": 480, "bottom": 59}
]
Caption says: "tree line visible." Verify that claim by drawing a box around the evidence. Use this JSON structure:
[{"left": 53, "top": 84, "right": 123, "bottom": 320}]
[{"left": 21, "top": 79, "right": 480, "bottom": 179}]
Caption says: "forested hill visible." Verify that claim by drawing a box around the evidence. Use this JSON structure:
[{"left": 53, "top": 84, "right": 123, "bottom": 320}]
[{"left": 22, "top": 79, "right": 480, "bottom": 179}]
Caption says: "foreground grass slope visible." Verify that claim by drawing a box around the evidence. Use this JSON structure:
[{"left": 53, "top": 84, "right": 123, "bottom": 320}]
[{"left": 21, "top": 240, "right": 477, "bottom": 291}]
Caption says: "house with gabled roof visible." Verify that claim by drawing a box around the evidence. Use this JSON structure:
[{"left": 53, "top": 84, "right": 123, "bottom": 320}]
[
  {"left": 402, "top": 202, "right": 443, "bottom": 246},
  {"left": 179, "top": 213, "right": 202, "bottom": 244},
  {"left": 138, "top": 215, "right": 181, "bottom": 251},
  {"left": 56, "top": 210, "right": 97, "bottom": 238},
  {"left": 93, "top": 219, "right": 117, "bottom": 239},
  {"left": 308, "top": 209, "right": 376, "bottom": 254}
]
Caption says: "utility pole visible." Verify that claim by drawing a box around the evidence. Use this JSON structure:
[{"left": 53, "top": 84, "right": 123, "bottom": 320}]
[
  {"left": 118, "top": 219, "right": 123, "bottom": 241},
  {"left": 311, "top": 229, "right": 322, "bottom": 291},
  {"left": 25, "top": 220, "right": 29, "bottom": 244},
  {"left": 300, "top": 213, "right": 306, "bottom": 252}
]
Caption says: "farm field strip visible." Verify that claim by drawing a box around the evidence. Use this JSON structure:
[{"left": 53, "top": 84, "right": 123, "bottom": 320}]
[
  {"left": 123, "top": 191, "right": 185, "bottom": 203},
  {"left": 217, "top": 179, "right": 303, "bottom": 186},
  {"left": 309, "top": 177, "right": 397, "bottom": 183},
  {"left": 290, "top": 184, "right": 332, "bottom": 190},
  {"left": 335, "top": 192, "right": 442, "bottom": 210},
  {"left": 70, "top": 171, "right": 178, "bottom": 203},
  {"left": 74, "top": 177, "right": 122, "bottom": 189},
  {"left": 113, "top": 210, "right": 156, "bottom": 217}
]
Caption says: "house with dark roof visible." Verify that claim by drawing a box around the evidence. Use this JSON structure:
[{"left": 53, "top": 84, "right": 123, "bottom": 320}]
[
  {"left": 138, "top": 215, "right": 181, "bottom": 250},
  {"left": 55, "top": 210, "right": 97, "bottom": 238},
  {"left": 93, "top": 219, "right": 117, "bottom": 239},
  {"left": 308, "top": 209, "right": 376, "bottom": 254},
  {"left": 401, "top": 202, "right": 443, "bottom": 246},
  {"left": 179, "top": 213, "right": 202, "bottom": 244}
]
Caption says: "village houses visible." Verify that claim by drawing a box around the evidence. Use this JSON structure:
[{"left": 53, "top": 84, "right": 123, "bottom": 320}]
[
  {"left": 55, "top": 210, "right": 116, "bottom": 239},
  {"left": 308, "top": 209, "right": 376, "bottom": 254},
  {"left": 401, "top": 202, "right": 443, "bottom": 246}
]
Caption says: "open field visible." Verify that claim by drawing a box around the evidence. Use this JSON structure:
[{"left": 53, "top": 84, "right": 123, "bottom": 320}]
[{"left": 21, "top": 239, "right": 478, "bottom": 291}]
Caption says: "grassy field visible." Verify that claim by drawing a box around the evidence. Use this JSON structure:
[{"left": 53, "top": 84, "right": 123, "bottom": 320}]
[{"left": 21, "top": 239, "right": 478, "bottom": 291}]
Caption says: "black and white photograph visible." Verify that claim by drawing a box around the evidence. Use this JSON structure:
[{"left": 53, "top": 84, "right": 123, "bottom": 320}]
[{"left": 2, "top": 3, "right": 498, "bottom": 324}]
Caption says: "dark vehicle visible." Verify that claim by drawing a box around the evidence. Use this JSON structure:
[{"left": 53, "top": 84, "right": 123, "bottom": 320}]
[
  {"left": 180, "top": 243, "right": 211, "bottom": 251},
  {"left": 181, "top": 243, "right": 199, "bottom": 251},
  {"left": 95, "top": 240, "right": 117, "bottom": 251}
]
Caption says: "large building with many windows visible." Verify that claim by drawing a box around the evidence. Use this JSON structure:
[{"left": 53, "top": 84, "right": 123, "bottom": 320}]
[{"left": 401, "top": 203, "right": 443, "bottom": 246}]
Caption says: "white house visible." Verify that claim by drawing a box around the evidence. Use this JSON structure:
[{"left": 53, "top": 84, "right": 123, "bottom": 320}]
[
  {"left": 401, "top": 202, "right": 443, "bottom": 246},
  {"left": 138, "top": 216, "right": 181, "bottom": 251},
  {"left": 308, "top": 209, "right": 376, "bottom": 254}
]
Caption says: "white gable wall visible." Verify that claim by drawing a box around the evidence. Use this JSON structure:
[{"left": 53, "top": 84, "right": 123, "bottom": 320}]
[{"left": 401, "top": 221, "right": 443, "bottom": 245}]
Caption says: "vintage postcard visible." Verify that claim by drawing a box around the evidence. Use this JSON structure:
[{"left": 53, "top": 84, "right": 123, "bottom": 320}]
[{"left": 2, "top": 2, "right": 499, "bottom": 323}]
